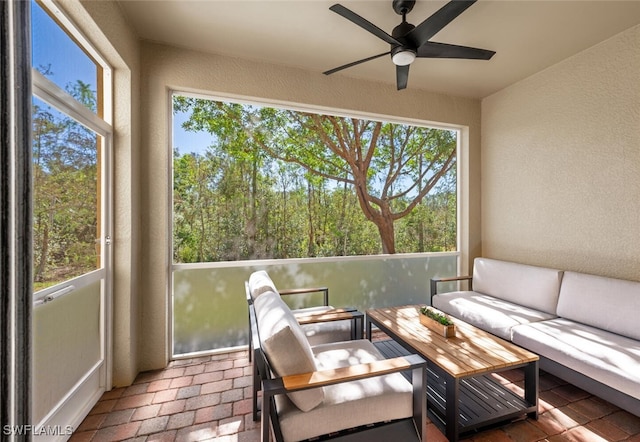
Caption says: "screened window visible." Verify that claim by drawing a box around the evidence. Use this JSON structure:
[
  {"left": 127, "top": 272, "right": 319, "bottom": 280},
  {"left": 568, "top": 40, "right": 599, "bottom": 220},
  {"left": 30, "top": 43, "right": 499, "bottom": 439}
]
[
  {"left": 32, "top": 97, "right": 101, "bottom": 289},
  {"left": 172, "top": 95, "right": 458, "bottom": 263},
  {"left": 31, "top": 0, "right": 111, "bottom": 291},
  {"left": 32, "top": 0, "right": 99, "bottom": 114}
]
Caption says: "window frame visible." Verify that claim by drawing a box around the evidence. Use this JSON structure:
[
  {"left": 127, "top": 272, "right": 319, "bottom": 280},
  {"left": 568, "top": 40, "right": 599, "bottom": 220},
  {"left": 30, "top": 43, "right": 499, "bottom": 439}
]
[
  {"left": 31, "top": 1, "right": 113, "bottom": 301},
  {"left": 170, "top": 90, "right": 462, "bottom": 263},
  {"left": 30, "top": 0, "right": 115, "bottom": 399}
]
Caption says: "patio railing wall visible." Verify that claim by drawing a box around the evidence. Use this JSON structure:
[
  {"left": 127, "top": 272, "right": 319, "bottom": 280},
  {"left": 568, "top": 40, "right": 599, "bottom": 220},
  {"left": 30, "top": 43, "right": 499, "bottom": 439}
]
[{"left": 172, "top": 252, "right": 459, "bottom": 356}]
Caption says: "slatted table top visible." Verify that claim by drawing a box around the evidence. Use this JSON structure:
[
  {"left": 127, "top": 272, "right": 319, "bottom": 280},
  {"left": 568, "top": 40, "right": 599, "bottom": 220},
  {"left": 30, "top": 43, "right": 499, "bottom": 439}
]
[{"left": 366, "top": 305, "right": 539, "bottom": 379}]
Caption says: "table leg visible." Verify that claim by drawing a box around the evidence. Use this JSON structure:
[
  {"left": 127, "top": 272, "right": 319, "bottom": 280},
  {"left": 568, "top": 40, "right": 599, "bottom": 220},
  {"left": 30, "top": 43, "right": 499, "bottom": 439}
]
[
  {"left": 366, "top": 317, "right": 373, "bottom": 341},
  {"left": 524, "top": 360, "right": 539, "bottom": 419},
  {"left": 445, "top": 374, "right": 460, "bottom": 442},
  {"left": 351, "top": 317, "right": 356, "bottom": 340}
]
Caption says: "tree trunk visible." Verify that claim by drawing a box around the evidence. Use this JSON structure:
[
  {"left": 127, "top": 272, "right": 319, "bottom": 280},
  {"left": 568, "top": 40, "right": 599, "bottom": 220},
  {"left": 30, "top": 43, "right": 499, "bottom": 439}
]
[
  {"left": 35, "top": 221, "right": 48, "bottom": 282},
  {"left": 247, "top": 157, "right": 258, "bottom": 258},
  {"left": 375, "top": 204, "right": 396, "bottom": 254},
  {"left": 307, "top": 182, "right": 315, "bottom": 256}
]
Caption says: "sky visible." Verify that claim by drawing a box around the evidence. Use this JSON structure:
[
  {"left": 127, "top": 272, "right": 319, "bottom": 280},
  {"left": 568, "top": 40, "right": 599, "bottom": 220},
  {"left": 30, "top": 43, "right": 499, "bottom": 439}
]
[
  {"left": 31, "top": 1, "right": 455, "bottom": 163},
  {"left": 173, "top": 109, "right": 214, "bottom": 156},
  {"left": 32, "top": 0, "right": 210, "bottom": 156},
  {"left": 31, "top": 1, "right": 95, "bottom": 98}
]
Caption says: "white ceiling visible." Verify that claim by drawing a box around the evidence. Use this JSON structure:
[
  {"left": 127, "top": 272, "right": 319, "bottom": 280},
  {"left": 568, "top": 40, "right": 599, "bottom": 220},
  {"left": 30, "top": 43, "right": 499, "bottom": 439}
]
[{"left": 117, "top": 0, "right": 640, "bottom": 98}]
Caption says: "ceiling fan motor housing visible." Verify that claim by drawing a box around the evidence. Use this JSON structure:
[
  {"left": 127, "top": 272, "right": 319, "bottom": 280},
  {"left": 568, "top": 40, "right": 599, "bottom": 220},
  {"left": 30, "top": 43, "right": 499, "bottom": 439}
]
[
  {"left": 391, "top": 13, "right": 417, "bottom": 65},
  {"left": 392, "top": 20, "right": 415, "bottom": 42},
  {"left": 392, "top": 0, "right": 416, "bottom": 15}
]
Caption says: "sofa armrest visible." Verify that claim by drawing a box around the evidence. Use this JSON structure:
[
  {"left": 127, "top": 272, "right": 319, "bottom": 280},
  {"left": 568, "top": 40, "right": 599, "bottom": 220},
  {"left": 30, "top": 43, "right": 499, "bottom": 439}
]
[
  {"left": 294, "top": 309, "right": 364, "bottom": 340},
  {"left": 430, "top": 275, "right": 472, "bottom": 298},
  {"left": 279, "top": 286, "right": 329, "bottom": 306}
]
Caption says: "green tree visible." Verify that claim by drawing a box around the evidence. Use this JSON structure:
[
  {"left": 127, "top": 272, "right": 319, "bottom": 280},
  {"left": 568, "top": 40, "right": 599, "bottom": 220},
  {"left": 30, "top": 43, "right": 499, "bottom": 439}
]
[
  {"left": 32, "top": 79, "right": 98, "bottom": 288},
  {"left": 173, "top": 98, "right": 456, "bottom": 254}
]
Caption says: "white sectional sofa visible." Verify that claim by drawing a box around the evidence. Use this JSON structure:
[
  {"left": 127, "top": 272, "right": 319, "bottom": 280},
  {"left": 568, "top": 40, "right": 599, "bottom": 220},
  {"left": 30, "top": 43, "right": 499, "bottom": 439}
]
[{"left": 431, "top": 257, "right": 640, "bottom": 417}]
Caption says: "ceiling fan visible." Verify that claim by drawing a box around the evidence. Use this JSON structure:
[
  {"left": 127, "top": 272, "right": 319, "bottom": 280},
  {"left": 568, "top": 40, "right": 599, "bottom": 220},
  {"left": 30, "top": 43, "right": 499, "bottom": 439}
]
[{"left": 323, "top": 0, "right": 496, "bottom": 90}]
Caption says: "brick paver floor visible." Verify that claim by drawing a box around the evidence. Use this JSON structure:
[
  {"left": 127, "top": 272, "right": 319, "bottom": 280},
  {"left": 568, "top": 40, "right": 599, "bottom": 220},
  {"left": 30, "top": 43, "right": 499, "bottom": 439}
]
[{"left": 70, "top": 348, "right": 640, "bottom": 441}]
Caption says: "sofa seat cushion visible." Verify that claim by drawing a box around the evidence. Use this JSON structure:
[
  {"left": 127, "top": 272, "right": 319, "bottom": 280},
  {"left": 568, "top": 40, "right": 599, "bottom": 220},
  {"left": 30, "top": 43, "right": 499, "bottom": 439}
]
[
  {"left": 254, "top": 291, "right": 324, "bottom": 411},
  {"left": 274, "top": 339, "right": 413, "bottom": 442},
  {"left": 556, "top": 271, "right": 640, "bottom": 341},
  {"left": 472, "top": 258, "right": 564, "bottom": 314},
  {"left": 433, "top": 291, "right": 557, "bottom": 340},
  {"left": 512, "top": 318, "right": 640, "bottom": 400}
]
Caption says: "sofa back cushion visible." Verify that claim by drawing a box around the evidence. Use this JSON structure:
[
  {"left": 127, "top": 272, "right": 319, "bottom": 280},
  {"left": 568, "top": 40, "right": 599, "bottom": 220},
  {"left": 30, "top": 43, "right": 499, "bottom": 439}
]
[
  {"left": 253, "top": 290, "right": 324, "bottom": 411},
  {"left": 556, "top": 271, "right": 640, "bottom": 340},
  {"left": 472, "top": 258, "right": 564, "bottom": 315},
  {"left": 248, "top": 270, "right": 278, "bottom": 300}
]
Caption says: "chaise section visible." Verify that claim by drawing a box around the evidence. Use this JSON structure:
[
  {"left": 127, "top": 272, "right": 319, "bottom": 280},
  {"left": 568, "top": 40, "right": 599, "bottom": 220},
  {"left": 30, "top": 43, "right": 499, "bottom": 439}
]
[
  {"left": 511, "top": 270, "right": 640, "bottom": 411},
  {"left": 512, "top": 318, "right": 640, "bottom": 401}
]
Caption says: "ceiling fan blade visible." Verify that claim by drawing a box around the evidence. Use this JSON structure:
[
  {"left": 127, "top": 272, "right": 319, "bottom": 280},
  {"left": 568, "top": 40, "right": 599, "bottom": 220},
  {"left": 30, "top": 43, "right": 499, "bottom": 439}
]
[
  {"left": 417, "top": 41, "right": 495, "bottom": 59},
  {"left": 329, "top": 4, "right": 402, "bottom": 46},
  {"left": 407, "top": 0, "right": 476, "bottom": 48},
  {"left": 323, "top": 51, "right": 391, "bottom": 75},
  {"left": 396, "top": 64, "right": 409, "bottom": 90}
]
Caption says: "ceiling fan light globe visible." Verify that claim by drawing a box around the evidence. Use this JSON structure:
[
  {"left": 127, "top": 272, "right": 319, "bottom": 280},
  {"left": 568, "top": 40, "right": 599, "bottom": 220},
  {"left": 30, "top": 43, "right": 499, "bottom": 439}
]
[{"left": 392, "top": 50, "right": 416, "bottom": 66}]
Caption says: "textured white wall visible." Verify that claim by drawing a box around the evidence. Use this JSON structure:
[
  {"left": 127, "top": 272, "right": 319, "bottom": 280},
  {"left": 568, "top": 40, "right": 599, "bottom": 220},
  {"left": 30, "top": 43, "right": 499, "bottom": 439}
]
[
  {"left": 137, "top": 42, "right": 483, "bottom": 371},
  {"left": 481, "top": 25, "right": 640, "bottom": 280},
  {"left": 78, "top": 0, "right": 142, "bottom": 386}
]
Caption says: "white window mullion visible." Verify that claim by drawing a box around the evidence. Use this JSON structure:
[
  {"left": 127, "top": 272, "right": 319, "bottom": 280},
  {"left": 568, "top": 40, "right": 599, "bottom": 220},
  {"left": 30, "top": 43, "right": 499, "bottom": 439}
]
[{"left": 32, "top": 69, "right": 111, "bottom": 137}]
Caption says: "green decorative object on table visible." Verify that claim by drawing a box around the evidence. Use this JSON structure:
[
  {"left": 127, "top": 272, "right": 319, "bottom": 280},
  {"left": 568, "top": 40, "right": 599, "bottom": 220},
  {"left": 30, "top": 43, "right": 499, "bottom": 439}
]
[{"left": 419, "top": 306, "right": 456, "bottom": 338}]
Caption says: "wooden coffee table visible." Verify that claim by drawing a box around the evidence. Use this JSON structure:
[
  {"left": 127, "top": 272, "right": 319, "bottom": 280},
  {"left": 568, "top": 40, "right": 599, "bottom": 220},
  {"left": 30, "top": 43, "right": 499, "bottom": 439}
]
[{"left": 366, "top": 305, "right": 539, "bottom": 441}]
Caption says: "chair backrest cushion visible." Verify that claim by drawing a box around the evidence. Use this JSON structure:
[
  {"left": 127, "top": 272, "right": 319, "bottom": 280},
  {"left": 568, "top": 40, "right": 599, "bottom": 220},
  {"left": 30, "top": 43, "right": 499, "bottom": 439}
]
[
  {"left": 472, "top": 257, "right": 564, "bottom": 314},
  {"left": 253, "top": 290, "right": 324, "bottom": 411},
  {"left": 248, "top": 270, "right": 278, "bottom": 300},
  {"left": 556, "top": 271, "right": 640, "bottom": 340}
]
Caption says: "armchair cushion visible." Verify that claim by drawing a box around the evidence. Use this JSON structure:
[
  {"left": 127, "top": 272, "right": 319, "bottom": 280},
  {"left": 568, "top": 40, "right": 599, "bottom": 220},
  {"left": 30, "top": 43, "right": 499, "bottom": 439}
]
[
  {"left": 248, "top": 270, "right": 278, "bottom": 300},
  {"left": 248, "top": 270, "right": 353, "bottom": 345},
  {"left": 275, "top": 339, "right": 413, "bottom": 442},
  {"left": 254, "top": 290, "right": 324, "bottom": 411}
]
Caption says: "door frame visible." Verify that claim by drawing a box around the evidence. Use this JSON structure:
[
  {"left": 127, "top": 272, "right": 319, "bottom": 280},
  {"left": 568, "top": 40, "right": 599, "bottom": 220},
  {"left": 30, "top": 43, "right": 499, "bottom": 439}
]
[{"left": 30, "top": 0, "right": 114, "bottom": 434}]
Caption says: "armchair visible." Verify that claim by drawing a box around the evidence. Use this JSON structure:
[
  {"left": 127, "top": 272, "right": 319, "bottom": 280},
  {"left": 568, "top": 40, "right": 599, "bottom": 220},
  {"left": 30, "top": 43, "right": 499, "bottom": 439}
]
[
  {"left": 252, "top": 289, "right": 426, "bottom": 442},
  {"left": 246, "top": 271, "right": 364, "bottom": 421}
]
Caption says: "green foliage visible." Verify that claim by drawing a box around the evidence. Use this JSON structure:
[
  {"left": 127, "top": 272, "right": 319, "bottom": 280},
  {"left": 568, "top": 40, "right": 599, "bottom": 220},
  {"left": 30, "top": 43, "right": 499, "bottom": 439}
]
[
  {"left": 172, "top": 96, "right": 458, "bottom": 262},
  {"left": 32, "top": 80, "right": 99, "bottom": 288},
  {"left": 420, "top": 306, "right": 454, "bottom": 326}
]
